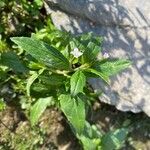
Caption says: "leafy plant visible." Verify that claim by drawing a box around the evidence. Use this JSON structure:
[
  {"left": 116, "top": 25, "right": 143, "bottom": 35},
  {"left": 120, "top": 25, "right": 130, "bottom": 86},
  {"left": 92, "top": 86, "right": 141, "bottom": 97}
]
[
  {"left": 0, "top": 98, "right": 6, "bottom": 111},
  {"left": 11, "top": 31, "right": 131, "bottom": 149},
  {"left": 0, "top": 0, "right": 44, "bottom": 38}
]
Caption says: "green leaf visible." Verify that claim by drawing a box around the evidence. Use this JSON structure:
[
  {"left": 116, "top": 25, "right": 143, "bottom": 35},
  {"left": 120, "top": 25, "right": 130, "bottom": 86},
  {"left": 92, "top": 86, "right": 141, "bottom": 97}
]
[
  {"left": 11, "top": 37, "right": 70, "bottom": 70},
  {"left": 0, "top": 98, "right": 6, "bottom": 111},
  {"left": 27, "top": 68, "right": 44, "bottom": 97},
  {"left": 70, "top": 71, "right": 86, "bottom": 96},
  {"left": 30, "top": 97, "right": 52, "bottom": 126},
  {"left": 78, "top": 121, "right": 102, "bottom": 150},
  {"left": 76, "top": 32, "right": 103, "bottom": 64},
  {"left": 31, "top": 82, "right": 51, "bottom": 93},
  {"left": 0, "top": 68, "right": 7, "bottom": 81},
  {"left": 69, "top": 38, "right": 85, "bottom": 52},
  {"left": 83, "top": 41, "right": 101, "bottom": 64},
  {"left": 83, "top": 121, "right": 103, "bottom": 139},
  {"left": 79, "top": 135, "right": 101, "bottom": 150},
  {"left": 59, "top": 94, "right": 85, "bottom": 134},
  {"left": 34, "top": 0, "right": 43, "bottom": 7},
  {"left": 0, "top": 1, "right": 5, "bottom": 8},
  {"left": 93, "top": 59, "right": 131, "bottom": 77},
  {"left": 39, "top": 74, "right": 66, "bottom": 86},
  {"left": 31, "top": 82, "right": 57, "bottom": 98},
  {"left": 69, "top": 33, "right": 102, "bottom": 65},
  {"left": 101, "top": 128, "right": 128, "bottom": 150},
  {"left": 0, "top": 52, "right": 28, "bottom": 73},
  {"left": 86, "top": 68, "right": 109, "bottom": 83}
]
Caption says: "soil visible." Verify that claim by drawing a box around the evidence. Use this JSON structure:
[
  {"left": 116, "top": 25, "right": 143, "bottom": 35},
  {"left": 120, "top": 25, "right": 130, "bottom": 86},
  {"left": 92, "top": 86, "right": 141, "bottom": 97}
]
[
  {"left": 0, "top": 107, "right": 80, "bottom": 150},
  {"left": 0, "top": 102, "right": 150, "bottom": 150}
]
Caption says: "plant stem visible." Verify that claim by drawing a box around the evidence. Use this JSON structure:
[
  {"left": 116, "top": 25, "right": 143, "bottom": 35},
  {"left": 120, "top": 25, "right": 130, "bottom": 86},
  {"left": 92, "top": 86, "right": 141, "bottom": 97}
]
[
  {"left": 55, "top": 70, "right": 71, "bottom": 78},
  {"left": 74, "top": 63, "right": 90, "bottom": 71}
]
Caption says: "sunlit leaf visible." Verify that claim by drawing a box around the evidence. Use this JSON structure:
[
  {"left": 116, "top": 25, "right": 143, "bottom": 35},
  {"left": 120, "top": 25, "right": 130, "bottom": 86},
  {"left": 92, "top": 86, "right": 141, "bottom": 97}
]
[
  {"left": 59, "top": 94, "right": 85, "bottom": 134},
  {"left": 93, "top": 59, "right": 131, "bottom": 77},
  {"left": 11, "top": 37, "right": 70, "bottom": 70},
  {"left": 70, "top": 71, "right": 86, "bottom": 96},
  {"left": 27, "top": 68, "right": 44, "bottom": 97},
  {"left": 30, "top": 97, "right": 53, "bottom": 126},
  {"left": 86, "top": 68, "right": 109, "bottom": 83},
  {"left": 0, "top": 98, "right": 6, "bottom": 111}
]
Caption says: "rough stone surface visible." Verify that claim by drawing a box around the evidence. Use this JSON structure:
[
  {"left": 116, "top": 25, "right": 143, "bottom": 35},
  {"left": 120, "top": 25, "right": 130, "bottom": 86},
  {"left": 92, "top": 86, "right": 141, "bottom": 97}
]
[
  {"left": 44, "top": 1, "right": 150, "bottom": 116},
  {"left": 46, "top": 0, "right": 150, "bottom": 27}
]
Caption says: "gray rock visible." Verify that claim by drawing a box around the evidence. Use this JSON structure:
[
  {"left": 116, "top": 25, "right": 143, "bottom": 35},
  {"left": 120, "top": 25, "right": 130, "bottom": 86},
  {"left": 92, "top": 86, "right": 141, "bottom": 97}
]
[
  {"left": 44, "top": 1, "right": 150, "bottom": 116},
  {"left": 45, "top": 0, "right": 150, "bottom": 27}
]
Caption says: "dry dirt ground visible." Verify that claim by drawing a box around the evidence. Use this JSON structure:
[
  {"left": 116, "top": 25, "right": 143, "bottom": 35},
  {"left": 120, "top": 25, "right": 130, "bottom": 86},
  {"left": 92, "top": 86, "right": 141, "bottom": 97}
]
[{"left": 0, "top": 102, "right": 150, "bottom": 150}]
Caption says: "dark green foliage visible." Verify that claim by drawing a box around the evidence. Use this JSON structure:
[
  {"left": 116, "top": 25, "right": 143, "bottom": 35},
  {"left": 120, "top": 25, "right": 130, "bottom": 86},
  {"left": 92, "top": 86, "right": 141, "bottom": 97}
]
[
  {"left": 0, "top": 0, "right": 44, "bottom": 38},
  {"left": 0, "top": 51, "right": 28, "bottom": 73},
  {"left": 11, "top": 31, "right": 130, "bottom": 149},
  {"left": 93, "top": 59, "right": 131, "bottom": 77},
  {"left": 59, "top": 94, "right": 85, "bottom": 134},
  {"left": 0, "top": 6, "right": 131, "bottom": 148},
  {"left": 70, "top": 71, "right": 86, "bottom": 96},
  {"left": 11, "top": 37, "right": 70, "bottom": 70},
  {"left": 101, "top": 128, "right": 128, "bottom": 150}
]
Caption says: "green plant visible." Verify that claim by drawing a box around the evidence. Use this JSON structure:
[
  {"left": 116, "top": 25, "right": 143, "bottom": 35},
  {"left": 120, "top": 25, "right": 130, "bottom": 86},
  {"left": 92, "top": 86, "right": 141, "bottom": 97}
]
[
  {"left": 0, "top": 98, "right": 6, "bottom": 111},
  {"left": 11, "top": 31, "right": 130, "bottom": 149},
  {"left": 0, "top": 0, "right": 44, "bottom": 38}
]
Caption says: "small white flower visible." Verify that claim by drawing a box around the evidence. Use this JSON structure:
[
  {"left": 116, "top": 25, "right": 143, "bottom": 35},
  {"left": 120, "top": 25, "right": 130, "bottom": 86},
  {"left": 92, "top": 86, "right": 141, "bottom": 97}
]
[
  {"left": 103, "top": 52, "right": 109, "bottom": 59},
  {"left": 70, "top": 48, "right": 83, "bottom": 58}
]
